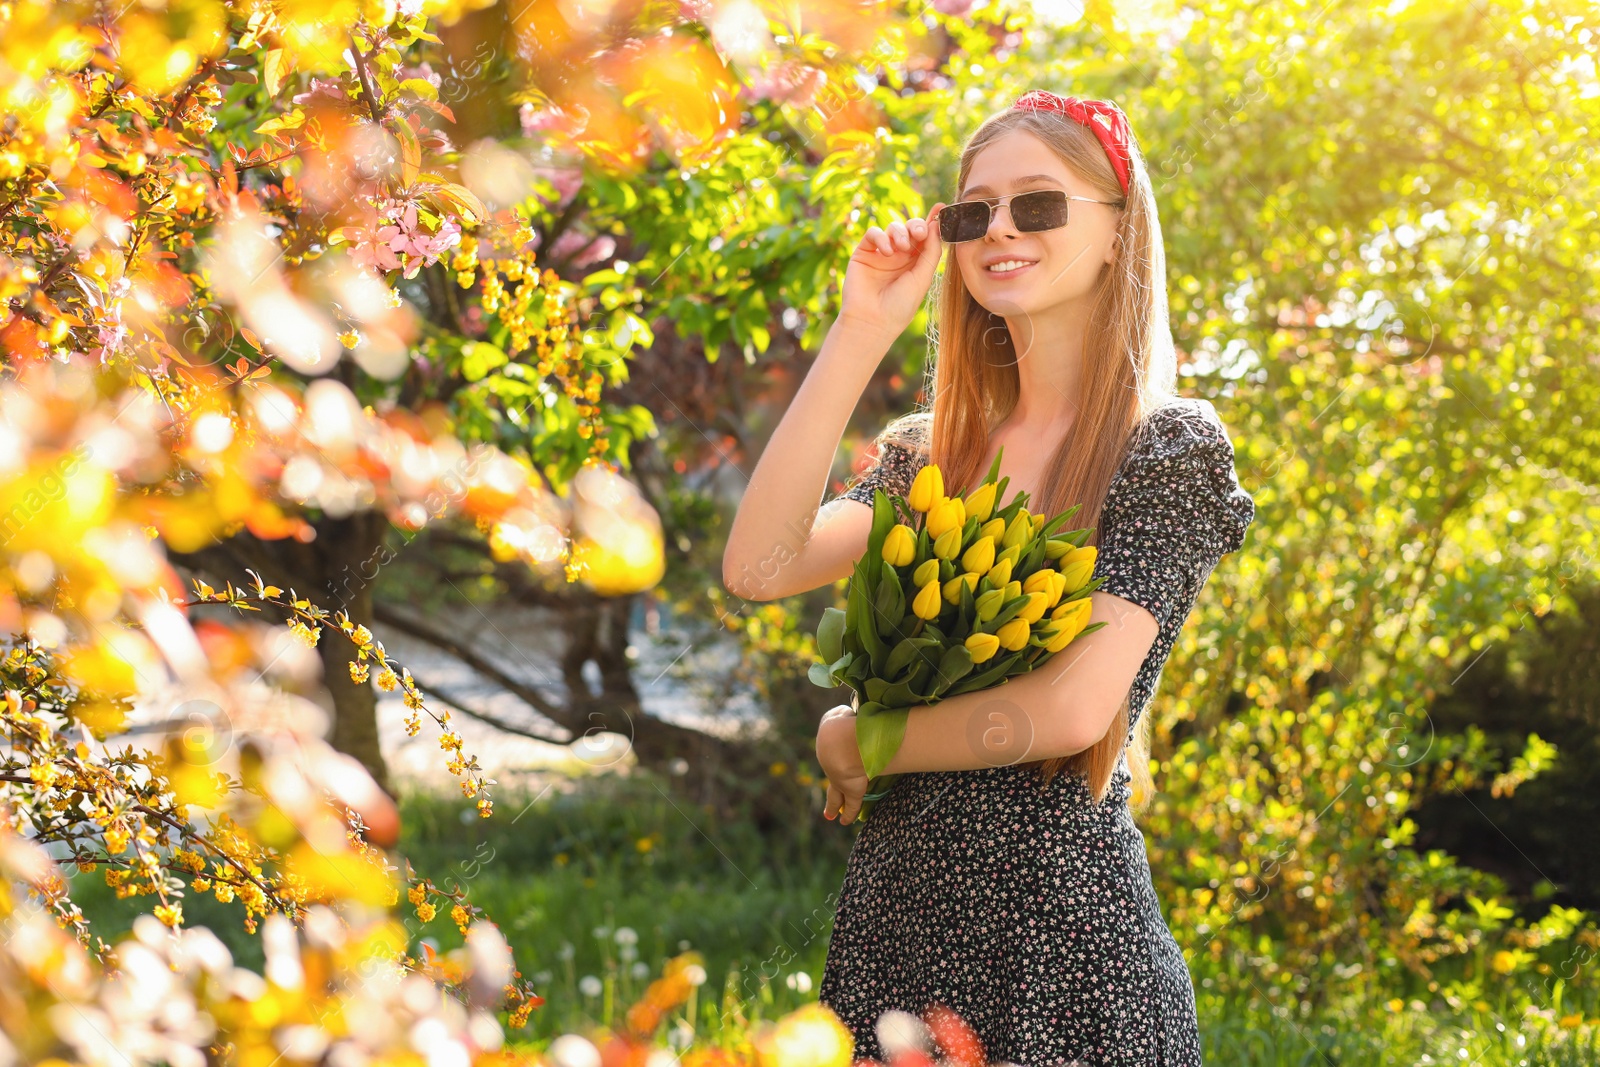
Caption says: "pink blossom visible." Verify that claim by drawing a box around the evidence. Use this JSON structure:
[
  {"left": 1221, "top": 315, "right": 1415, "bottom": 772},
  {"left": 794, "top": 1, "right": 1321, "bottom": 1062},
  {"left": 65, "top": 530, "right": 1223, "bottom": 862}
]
[{"left": 292, "top": 77, "right": 350, "bottom": 107}]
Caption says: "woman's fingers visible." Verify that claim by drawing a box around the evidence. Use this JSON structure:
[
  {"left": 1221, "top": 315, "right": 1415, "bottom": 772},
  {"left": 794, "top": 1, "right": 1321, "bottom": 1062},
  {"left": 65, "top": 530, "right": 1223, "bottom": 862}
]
[
  {"left": 838, "top": 786, "right": 864, "bottom": 826},
  {"left": 824, "top": 781, "right": 842, "bottom": 820}
]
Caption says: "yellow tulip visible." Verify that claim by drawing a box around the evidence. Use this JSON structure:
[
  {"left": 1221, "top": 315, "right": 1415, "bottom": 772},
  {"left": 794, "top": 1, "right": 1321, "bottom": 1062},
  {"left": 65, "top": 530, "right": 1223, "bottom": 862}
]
[
  {"left": 926, "top": 497, "right": 966, "bottom": 539},
  {"left": 1059, "top": 545, "right": 1096, "bottom": 590},
  {"left": 908, "top": 464, "right": 944, "bottom": 512},
  {"left": 1044, "top": 620, "right": 1082, "bottom": 653},
  {"left": 1023, "top": 570, "right": 1066, "bottom": 608},
  {"left": 979, "top": 516, "right": 1007, "bottom": 543},
  {"left": 1002, "top": 511, "right": 1033, "bottom": 550},
  {"left": 912, "top": 578, "right": 943, "bottom": 620},
  {"left": 1017, "top": 591, "right": 1049, "bottom": 624},
  {"left": 997, "top": 617, "right": 1031, "bottom": 651},
  {"left": 1044, "top": 536, "right": 1079, "bottom": 560},
  {"left": 1045, "top": 600, "right": 1093, "bottom": 652},
  {"left": 998, "top": 542, "right": 1023, "bottom": 567},
  {"left": 913, "top": 558, "right": 941, "bottom": 588},
  {"left": 1051, "top": 596, "right": 1093, "bottom": 624},
  {"left": 933, "top": 525, "right": 963, "bottom": 560},
  {"left": 961, "top": 535, "right": 996, "bottom": 575},
  {"left": 965, "top": 631, "right": 1001, "bottom": 664},
  {"left": 985, "top": 557, "right": 1013, "bottom": 588},
  {"left": 1004, "top": 579, "right": 1022, "bottom": 601},
  {"left": 964, "top": 482, "right": 997, "bottom": 522},
  {"left": 943, "top": 571, "right": 979, "bottom": 604},
  {"left": 974, "top": 587, "right": 1005, "bottom": 622},
  {"left": 882, "top": 524, "right": 916, "bottom": 567}
]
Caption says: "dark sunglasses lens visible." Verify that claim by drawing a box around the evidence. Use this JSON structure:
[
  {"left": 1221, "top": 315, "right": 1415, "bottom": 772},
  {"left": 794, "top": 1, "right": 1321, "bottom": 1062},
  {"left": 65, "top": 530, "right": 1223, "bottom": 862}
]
[
  {"left": 1012, "top": 190, "right": 1070, "bottom": 232},
  {"left": 939, "top": 202, "right": 992, "bottom": 243}
]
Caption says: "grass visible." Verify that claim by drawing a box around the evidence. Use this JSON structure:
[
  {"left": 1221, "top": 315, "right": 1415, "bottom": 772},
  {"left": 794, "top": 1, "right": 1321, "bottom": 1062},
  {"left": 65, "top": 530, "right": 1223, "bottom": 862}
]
[{"left": 66, "top": 769, "right": 1600, "bottom": 1065}]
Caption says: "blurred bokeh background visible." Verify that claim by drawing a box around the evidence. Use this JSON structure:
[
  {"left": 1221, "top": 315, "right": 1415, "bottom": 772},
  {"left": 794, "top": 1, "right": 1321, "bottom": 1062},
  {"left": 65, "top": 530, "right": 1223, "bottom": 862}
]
[{"left": 2, "top": 0, "right": 1598, "bottom": 1063}]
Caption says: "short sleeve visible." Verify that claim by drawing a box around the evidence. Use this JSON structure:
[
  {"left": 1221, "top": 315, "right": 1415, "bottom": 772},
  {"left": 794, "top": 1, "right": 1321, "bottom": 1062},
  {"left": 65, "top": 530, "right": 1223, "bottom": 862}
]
[
  {"left": 827, "top": 438, "right": 927, "bottom": 508},
  {"left": 1094, "top": 399, "right": 1256, "bottom": 631}
]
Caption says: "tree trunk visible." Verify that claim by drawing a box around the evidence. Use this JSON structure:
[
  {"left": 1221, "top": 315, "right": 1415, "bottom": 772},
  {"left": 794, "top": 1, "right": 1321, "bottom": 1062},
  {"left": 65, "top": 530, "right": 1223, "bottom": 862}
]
[{"left": 174, "top": 510, "right": 393, "bottom": 794}]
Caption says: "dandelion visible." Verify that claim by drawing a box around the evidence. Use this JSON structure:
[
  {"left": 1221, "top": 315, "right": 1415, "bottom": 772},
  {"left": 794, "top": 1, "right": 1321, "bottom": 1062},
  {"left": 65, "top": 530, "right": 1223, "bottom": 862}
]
[{"left": 578, "top": 975, "right": 602, "bottom": 997}]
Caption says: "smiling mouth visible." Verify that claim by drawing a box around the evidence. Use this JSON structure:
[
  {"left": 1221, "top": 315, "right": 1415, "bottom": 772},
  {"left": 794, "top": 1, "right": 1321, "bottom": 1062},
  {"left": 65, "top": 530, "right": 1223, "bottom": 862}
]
[{"left": 985, "top": 259, "right": 1037, "bottom": 277}]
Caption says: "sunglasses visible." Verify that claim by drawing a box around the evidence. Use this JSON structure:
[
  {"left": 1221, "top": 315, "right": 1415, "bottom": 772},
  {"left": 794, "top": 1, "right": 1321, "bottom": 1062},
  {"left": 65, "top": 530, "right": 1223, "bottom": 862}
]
[{"left": 934, "top": 189, "right": 1120, "bottom": 243}]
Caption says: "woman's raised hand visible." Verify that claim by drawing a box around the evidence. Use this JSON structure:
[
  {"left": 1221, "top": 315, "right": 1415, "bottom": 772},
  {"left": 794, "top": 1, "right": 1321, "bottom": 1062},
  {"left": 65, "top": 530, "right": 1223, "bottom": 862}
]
[{"left": 838, "top": 202, "right": 945, "bottom": 339}]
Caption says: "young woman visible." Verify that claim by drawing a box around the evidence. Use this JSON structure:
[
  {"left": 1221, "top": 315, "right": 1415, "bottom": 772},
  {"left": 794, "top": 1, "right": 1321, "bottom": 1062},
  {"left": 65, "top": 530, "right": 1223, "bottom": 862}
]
[{"left": 721, "top": 91, "right": 1255, "bottom": 1067}]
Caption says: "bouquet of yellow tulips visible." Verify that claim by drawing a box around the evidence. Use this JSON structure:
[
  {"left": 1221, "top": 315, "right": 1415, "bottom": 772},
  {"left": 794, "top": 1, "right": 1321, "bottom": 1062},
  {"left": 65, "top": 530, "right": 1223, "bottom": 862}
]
[{"left": 811, "top": 448, "right": 1106, "bottom": 816}]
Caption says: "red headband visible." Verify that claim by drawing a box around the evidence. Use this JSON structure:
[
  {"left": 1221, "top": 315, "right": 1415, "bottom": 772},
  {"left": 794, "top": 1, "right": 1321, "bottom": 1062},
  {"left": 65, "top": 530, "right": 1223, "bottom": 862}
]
[{"left": 1010, "top": 90, "right": 1132, "bottom": 196}]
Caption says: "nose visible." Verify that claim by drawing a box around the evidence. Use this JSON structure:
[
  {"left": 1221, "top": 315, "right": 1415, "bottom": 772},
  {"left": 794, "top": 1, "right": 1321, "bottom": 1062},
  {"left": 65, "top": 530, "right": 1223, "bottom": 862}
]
[{"left": 986, "top": 200, "right": 1019, "bottom": 240}]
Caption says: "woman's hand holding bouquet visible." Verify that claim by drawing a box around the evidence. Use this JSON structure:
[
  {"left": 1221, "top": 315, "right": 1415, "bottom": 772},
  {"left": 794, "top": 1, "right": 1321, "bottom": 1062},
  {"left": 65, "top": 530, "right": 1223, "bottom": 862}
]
[{"left": 812, "top": 449, "right": 1107, "bottom": 821}]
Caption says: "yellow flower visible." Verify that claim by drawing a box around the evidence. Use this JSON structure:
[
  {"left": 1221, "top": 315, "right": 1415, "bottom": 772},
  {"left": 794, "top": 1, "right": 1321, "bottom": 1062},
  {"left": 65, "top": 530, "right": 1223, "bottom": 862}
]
[
  {"left": 1023, "top": 568, "right": 1061, "bottom": 607},
  {"left": 912, "top": 579, "right": 943, "bottom": 620},
  {"left": 996, "top": 617, "right": 1031, "bottom": 652},
  {"left": 1002, "top": 511, "right": 1033, "bottom": 550},
  {"left": 375, "top": 667, "right": 399, "bottom": 692},
  {"left": 1051, "top": 595, "right": 1093, "bottom": 623},
  {"left": 961, "top": 535, "right": 996, "bottom": 575},
  {"left": 1017, "top": 591, "right": 1049, "bottom": 624},
  {"left": 1045, "top": 599, "right": 1093, "bottom": 651},
  {"left": 769, "top": 761, "right": 788, "bottom": 776},
  {"left": 882, "top": 524, "right": 916, "bottom": 567},
  {"left": 974, "top": 587, "right": 1005, "bottom": 622},
  {"left": 1044, "top": 536, "right": 1079, "bottom": 560},
  {"left": 908, "top": 464, "right": 944, "bottom": 512},
  {"left": 153, "top": 903, "right": 183, "bottom": 928},
  {"left": 979, "top": 516, "right": 1007, "bottom": 542},
  {"left": 1059, "top": 545, "right": 1097, "bottom": 590},
  {"left": 754, "top": 1002, "right": 854, "bottom": 1067},
  {"left": 913, "top": 558, "right": 941, "bottom": 588},
  {"left": 408, "top": 883, "right": 427, "bottom": 906},
  {"left": 452, "top": 904, "right": 470, "bottom": 930},
  {"left": 416, "top": 901, "right": 436, "bottom": 923},
  {"left": 348, "top": 659, "right": 371, "bottom": 684},
  {"left": 965, "top": 632, "right": 1001, "bottom": 664},
  {"left": 104, "top": 826, "right": 130, "bottom": 855},
  {"left": 932, "top": 525, "right": 963, "bottom": 561},
  {"left": 964, "top": 482, "right": 998, "bottom": 522},
  {"left": 942, "top": 572, "right": 979, "bottom": 604},
  {"left": 926, "top": 497, "right": 966, "bottom": 539},
  {"left": 985, "top": 557, "right": 1013, "bottom": 588},
  {"left": 1490, "top": 950, "right": 1517, "bottom": 974}
]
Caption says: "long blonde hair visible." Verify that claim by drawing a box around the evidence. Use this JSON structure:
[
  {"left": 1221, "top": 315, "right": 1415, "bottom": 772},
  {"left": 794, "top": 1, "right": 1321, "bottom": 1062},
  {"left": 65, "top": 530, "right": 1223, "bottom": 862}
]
[{"left": 876, "top": 100, "right": 1179, "bottom": 812}]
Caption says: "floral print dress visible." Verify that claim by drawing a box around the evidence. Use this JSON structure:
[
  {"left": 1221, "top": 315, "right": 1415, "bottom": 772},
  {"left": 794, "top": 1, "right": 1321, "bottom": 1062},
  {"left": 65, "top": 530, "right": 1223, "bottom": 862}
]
[{"left": 816, "top": 397, "right": 1257, "bottom": 1067}]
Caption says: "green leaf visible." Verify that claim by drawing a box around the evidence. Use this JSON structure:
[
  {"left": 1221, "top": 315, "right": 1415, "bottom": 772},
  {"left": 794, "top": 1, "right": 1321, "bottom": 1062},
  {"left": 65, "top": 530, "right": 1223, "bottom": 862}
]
[
  {"left": 459, "top": 341, "right": 508, "bottom": 382},
  {"left": 856, "top": 705, "right": 910, "bottom": 779},
  {"left": 928, "top": 643, "right": 975, "bottom": 698},
  {"left": 873, "top": 563, "right": 904, "bottom": 631},
  {"left": 817, "top": 607, "right": 846, "bottom": 664},
  {"left": 866, "top": 488, "right": 895, "bottom": 583},
  {"left": 985, "top": 444, "right": 1004, "bottom": 485},
  {"left": 946, "top": 651, "right": 1024, "bottom": 697}
]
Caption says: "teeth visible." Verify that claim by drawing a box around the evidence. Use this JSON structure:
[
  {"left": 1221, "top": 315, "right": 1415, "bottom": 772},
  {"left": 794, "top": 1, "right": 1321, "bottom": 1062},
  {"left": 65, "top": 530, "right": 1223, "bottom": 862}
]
[{"left": 987, "top": 260, "right": 1035, "bottom": 272}]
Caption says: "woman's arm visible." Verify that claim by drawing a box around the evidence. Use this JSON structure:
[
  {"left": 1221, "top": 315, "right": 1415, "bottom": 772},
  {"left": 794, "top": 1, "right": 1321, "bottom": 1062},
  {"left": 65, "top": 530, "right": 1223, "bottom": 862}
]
[
  {"left": 881, "top": 591, "right": 1159, "bottom": 772},
  {"left": 721, "top": 201, "right": 945, "bottom": 603},
  {"left": 720, "top": 314, "right": 899, "bottom": 603},
  {"left": 817, "top": 591, "right": 1159, "bottom": 801}
]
